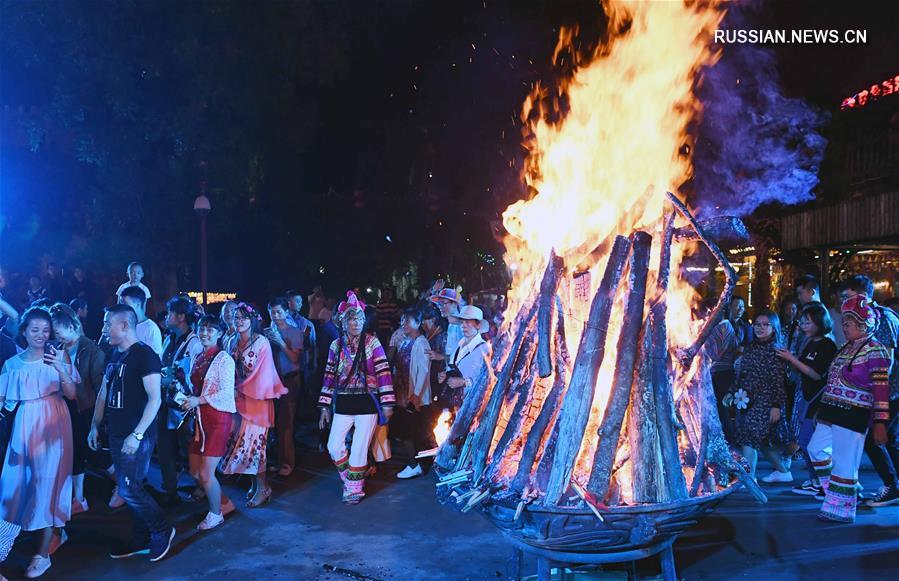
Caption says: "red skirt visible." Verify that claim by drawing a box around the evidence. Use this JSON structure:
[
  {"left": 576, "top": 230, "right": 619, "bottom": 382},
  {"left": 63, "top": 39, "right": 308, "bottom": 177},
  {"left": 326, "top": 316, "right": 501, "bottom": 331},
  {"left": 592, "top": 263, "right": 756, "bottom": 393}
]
[{"left": 190, "top": 405, "right": 233, "bottom": 457}]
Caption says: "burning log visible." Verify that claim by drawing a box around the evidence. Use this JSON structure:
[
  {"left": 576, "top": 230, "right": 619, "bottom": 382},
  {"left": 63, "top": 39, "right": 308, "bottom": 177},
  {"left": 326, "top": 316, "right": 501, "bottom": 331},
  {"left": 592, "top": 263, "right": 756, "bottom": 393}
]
[
  {"left": 672, "top": 216, "right": 750, "bottom": 246},
  {"left": 537, "top": 251, "right": 566, "bottom": 378},
  {"left": 650, "top": 211, "right": 688, "bottom": 501},
  {"left": 486, "top": 341, "right": 538, "bottom": 478},
  {"left": 542, "top": 235, "right": 631, "bottom": 505},
  {"left": 509, "top": 341, "right": 569, "bottom": 495},
  {"left": 664, "top": 192, "right": 738, "bottom": 364},
  {"left": 586, "top": 231, "right": 652, "bottom": 499},
  {"left": 627, "top": 318, "right": 667, "bottom": 504},
  {"left": 468, "top": 304, "right": 539, "bottom": 481}
]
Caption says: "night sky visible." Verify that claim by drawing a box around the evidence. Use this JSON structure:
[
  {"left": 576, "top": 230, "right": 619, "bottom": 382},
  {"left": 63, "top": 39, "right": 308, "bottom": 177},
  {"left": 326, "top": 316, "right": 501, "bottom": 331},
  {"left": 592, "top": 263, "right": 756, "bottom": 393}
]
[{"left": 0, "top": 0, "right": 896, "bottom": 303}]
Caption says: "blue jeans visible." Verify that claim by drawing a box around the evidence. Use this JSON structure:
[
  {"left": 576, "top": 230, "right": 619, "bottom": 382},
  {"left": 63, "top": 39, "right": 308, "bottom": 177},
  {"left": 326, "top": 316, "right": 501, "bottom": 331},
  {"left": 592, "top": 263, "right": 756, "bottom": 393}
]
[
  {"left": 110, "top": 434, "right": 171, "bottom": 541},
  {"left": 795, "top": 396, "right": 818, "bottom": 482}
]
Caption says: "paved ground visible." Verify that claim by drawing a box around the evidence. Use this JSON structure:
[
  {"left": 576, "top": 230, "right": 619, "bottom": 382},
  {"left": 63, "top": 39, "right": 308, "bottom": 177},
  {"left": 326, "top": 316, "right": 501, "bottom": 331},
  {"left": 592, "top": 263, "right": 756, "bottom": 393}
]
[{"left": 3, "top": 433, "right": 897, "bottom": 580}]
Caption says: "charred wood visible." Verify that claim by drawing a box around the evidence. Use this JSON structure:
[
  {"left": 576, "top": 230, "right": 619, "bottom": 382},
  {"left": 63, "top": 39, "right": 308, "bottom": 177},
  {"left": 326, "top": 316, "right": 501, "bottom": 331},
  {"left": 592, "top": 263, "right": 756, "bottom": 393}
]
[
  {"left": 586, "top": 231, "right": 652, "bottom": 500},
  {"left": 650, "top": 211, "right": 688, "bottom": 500},
  {"left": 537, "top": 251, "right": 566, "bottom": 378},
  {"left": 542, "top": 235, "right": 631, "bottom": 504},
  {"left": 469, "top": 303, "right": 540, "bottom": 481},
  {"left": 665, "top": 192, "right": 738, "bottom": 365}
]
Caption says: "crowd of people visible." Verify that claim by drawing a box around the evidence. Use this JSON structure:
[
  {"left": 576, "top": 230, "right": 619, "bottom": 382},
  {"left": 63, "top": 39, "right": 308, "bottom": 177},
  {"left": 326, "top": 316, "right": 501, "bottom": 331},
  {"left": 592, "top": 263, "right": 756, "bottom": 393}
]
[
  {"left": 0, "top": 260, "right": 896, "bottom": 578},
  {"left": 0, "top": 261, "right": 499, "bottom": 578},
  {"left": 708, "top": 274, "right": 898, "bottom": 523}
]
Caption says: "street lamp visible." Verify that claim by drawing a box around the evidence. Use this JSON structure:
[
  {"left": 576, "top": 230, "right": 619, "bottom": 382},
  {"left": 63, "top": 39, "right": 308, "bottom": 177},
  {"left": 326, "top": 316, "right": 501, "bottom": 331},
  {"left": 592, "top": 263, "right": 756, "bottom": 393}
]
[{"left": 193, "top": 192, "right": 211, "bottom": 307}]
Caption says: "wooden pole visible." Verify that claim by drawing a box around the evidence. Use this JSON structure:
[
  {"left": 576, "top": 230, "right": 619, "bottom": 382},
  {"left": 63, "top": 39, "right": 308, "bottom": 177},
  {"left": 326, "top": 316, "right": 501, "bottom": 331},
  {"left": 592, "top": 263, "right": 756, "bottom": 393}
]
[
  {"left": 537, "top": 251, "right": 565, "bottom": 378},
  {"left": 486, "top": 335, "right": 538, "bottom": 476},
  {"left": 542, "top": 236, "right": 631, "bottom": 505},
  {"left": 628, "top": 317, "right": 667, "bottom": 503},
  {"left": 509, "top": 342, "right": 569, "bottom": 494},
  {"left": 650, "top": 211, "right": 688, "bottom": 501},
  {"left": 664, "top": 192, "right": 738, "bottom": 365},
  {"left": 586, "top": 231, "right": 652, "bottom": 499},
  {"left": 468, "top": 303, "right": 539, "bottom": 481}
]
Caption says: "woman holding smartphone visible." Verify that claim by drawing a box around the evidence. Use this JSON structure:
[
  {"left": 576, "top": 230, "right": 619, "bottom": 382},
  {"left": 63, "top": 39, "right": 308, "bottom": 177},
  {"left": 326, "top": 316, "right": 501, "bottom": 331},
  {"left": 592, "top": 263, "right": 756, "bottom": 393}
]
[{"left": 0, "top": 307, "right": 78, "bottom": 578}]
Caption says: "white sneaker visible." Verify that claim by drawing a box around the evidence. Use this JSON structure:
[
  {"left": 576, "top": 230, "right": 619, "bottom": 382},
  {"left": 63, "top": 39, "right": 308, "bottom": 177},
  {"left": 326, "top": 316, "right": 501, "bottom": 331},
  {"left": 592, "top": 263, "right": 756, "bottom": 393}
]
[
  {"left": 71, "top": 498, "right": 89, "bottom": 515},
  {"left": 397, "top": 464, "right": 423, "bottom": 480},
  {"left": 761, "top": 470, "right": 793, "bottom": 483},
  {"left": 48, "top": 529, "right": 67, "bottom": 555},
  {"left": 197, "top": 512, "right": 224, "bottom": 531},
  {"left": 109, "top": 487, "right": 125, "bottom": 509},
  {"left": 25, "top": 555, "right": 51, "bottom": 579}
]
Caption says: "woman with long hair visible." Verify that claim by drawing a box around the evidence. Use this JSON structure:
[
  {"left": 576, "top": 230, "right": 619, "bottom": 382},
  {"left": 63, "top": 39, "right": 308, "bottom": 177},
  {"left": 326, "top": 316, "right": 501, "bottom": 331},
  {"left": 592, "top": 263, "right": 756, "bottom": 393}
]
[
  {"left": 319, "top": 292, "right": 394, "bottom": 504},
  {"left": 0, "top": 308, "right": 77, "bottom": 578},
  {"left": 182, "top": 316, "right": 236, "bottom": 529},
  {"left": 49, "top": 303, "right": 106, "bottom": 515},
  {"left": 732, "top": 310, "right": 789, "bottom": 481},
  {"left": 219, "top": 303, "right": 286, "bottom": 507}
]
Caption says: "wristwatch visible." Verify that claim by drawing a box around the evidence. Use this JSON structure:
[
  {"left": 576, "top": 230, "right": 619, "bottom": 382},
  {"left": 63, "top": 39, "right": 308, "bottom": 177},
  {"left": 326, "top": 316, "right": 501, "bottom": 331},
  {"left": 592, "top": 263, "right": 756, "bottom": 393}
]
[{"left": 131, "top": 431, "right": 144, "bottom": 441}]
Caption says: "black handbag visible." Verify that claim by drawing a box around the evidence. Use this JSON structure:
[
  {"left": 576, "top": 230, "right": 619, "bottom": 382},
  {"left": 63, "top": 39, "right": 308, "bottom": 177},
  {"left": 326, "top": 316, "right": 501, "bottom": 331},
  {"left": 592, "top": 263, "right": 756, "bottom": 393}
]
[{"left": 0, "top": 402, "right": 20, "bottom": 477}]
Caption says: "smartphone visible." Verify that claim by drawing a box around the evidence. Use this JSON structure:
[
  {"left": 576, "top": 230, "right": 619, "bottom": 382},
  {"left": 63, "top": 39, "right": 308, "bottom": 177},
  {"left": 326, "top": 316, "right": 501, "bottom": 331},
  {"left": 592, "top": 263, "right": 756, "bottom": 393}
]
[{"left": 43, "top": 341, "right": 59, "bottom": 363}]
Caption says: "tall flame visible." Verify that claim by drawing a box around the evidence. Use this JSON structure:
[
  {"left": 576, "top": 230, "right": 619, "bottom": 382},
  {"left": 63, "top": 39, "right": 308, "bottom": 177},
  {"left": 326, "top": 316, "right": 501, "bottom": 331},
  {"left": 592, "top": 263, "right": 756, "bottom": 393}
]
[{"left": 497, "top": 0, "right": 725, "bottom": 488}]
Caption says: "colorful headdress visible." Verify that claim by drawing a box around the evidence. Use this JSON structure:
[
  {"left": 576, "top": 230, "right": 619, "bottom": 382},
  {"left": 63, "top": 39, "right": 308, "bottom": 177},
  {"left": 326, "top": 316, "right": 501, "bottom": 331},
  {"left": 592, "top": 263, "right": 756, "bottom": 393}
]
[
  {"left": 337, "top": 291, "right": 366, "bottom": 320},
  {"left": 840, "top": 294, "right": 878, "bottom": 332},
  {"left": 236, "top": 301, "right": 263, "bottom": 322}
]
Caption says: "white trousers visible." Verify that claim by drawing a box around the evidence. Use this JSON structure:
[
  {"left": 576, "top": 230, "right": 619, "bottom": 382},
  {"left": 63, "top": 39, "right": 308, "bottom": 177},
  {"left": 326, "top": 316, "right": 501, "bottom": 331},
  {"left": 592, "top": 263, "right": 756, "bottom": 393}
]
[
  {"left": 328, "top": 413, "right": 378, "bottom": 468},
  {"left": 807, "top": 423, "right": 866, "bottom": 481}
]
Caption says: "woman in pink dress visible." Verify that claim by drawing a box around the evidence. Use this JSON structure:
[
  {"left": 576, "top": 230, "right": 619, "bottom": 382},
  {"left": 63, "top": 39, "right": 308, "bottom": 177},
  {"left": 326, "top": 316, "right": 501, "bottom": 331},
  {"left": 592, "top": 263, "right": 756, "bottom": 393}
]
[
  {"left": 0, "top": 308, "right": 77, "bottom": 578},
  {"left": 219, "top": 303, "right": 286, "bottom": 507}
]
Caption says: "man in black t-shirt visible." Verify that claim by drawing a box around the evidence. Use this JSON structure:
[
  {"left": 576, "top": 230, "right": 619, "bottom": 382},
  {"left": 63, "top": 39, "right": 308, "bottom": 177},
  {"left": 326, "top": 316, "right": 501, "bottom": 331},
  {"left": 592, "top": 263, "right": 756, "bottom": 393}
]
[{"left": 89, "top": 304, "right": 175, "bottom": 563}]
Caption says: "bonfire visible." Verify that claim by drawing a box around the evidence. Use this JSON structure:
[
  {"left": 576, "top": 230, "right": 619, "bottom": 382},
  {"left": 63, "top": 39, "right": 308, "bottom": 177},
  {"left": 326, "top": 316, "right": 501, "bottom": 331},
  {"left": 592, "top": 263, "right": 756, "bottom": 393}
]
[{"left": 432, "top": 1, "right": 767, "bottom": 578}]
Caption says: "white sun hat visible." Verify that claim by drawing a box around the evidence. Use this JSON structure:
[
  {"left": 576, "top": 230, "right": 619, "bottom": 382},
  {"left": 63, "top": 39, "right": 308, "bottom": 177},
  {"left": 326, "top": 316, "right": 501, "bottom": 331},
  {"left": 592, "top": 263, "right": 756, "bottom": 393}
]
[{"left": 449, "top": 305, "right": 489, "bottom": 334}]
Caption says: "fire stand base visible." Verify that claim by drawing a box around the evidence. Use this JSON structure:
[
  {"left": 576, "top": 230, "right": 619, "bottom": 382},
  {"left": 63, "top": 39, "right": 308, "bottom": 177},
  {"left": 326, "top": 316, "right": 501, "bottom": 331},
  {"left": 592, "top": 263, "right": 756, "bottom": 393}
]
[{"left": 505, "top": 537, "right": 676, "bottom": 581}]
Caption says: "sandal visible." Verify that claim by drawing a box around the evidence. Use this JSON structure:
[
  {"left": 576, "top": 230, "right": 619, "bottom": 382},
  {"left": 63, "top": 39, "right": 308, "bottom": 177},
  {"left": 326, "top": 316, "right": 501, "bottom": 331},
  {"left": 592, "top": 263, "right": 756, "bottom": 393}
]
[{"left": 246, "top": 487, "right": 272, "bottom": 508}]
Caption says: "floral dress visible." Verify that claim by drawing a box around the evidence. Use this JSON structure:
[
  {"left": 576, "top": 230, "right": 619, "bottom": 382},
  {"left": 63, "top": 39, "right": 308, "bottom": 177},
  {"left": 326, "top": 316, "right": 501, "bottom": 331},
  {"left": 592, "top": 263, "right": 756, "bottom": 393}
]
[
  {"left": 733, "top": 338, "right": 788, "bottom": 449},
  {"left": 220, "top": 334, "right": 286, "bottom": 475}
]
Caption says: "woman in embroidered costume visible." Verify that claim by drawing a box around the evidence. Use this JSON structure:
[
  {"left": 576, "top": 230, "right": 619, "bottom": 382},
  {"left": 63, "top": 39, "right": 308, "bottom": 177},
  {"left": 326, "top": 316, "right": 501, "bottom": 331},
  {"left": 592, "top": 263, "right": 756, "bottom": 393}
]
[
  {"left": 183, "top": 315, "right": 237, "bottom": 530},
  {"left": 808, "top": 295, "right": 892, "bottom": 522},
  {"left": 319, "top": 291, "right": 395, "bottom": 504},
  {"left": 220, "top": 303, "right": 286, "bottom": 508}
]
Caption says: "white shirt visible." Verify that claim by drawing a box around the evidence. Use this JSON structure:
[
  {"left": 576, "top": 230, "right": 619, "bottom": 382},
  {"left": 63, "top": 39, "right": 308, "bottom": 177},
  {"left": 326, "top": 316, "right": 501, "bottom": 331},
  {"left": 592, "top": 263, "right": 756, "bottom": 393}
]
[
  {"left": 137, "top": 319, "right": 164, "bottom": 357},
  {"left": 116, "top": 281, "right": 152, "bottom": 301}
]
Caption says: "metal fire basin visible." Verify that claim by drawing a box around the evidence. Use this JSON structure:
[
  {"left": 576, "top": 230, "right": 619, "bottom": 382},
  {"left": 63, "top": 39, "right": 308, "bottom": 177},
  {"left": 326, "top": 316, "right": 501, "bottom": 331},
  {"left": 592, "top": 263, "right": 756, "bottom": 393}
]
[{"left": 452, "top": 483, "right": 740, "bottom": 580}]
